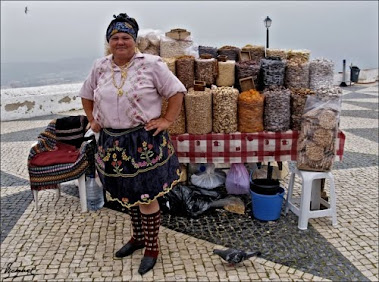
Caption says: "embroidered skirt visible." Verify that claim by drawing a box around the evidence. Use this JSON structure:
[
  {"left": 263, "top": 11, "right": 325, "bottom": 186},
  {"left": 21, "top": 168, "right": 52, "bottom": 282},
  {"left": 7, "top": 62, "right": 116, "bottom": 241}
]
[{"left": 95, "top": 125, "right": 182, "bottom": 208}]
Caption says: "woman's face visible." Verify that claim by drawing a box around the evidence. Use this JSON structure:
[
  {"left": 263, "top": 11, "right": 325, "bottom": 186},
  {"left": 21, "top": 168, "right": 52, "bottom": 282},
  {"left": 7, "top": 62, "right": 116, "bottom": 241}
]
[{"left": 109, "top": 32, "right": 135, "bottom": 59}]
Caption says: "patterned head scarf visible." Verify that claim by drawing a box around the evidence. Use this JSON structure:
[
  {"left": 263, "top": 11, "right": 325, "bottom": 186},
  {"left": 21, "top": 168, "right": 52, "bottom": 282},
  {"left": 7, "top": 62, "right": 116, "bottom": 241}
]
[{"left": 106, "top": 13, "right": 139, "bottom": 42}]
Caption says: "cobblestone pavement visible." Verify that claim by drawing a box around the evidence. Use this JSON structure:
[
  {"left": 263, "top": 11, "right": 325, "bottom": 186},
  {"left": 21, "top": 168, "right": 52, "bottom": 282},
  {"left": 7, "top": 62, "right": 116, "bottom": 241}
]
[{"left": 1, "top": 82, "right": 378, "bottom": 281}]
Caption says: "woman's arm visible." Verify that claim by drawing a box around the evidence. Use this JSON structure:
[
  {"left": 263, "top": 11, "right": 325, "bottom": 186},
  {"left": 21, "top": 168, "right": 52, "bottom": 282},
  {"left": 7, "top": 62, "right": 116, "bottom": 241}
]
[
  {"left": 144, "top": 92, "right": 184, "bottom": 136},
  {"left": 162, "top": 92, "right": 184, "bottom": 123},
  {"left": 81, "top": 98, "right": 101, "bottom": 132}
]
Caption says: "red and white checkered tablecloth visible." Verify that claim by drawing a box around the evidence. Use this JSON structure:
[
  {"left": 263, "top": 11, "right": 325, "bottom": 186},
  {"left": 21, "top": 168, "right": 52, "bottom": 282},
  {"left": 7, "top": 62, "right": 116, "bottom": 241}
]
[{"left": 170, "top": 130, "right": 346, "bottom": 164}]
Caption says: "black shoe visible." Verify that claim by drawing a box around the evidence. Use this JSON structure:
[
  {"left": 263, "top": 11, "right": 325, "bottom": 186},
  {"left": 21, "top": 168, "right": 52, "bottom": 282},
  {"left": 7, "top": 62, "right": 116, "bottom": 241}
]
[
  {"left": 138, "top": 256, "right": 157, "bottom": 275},
  {"left": 114, "top": 242, "right": 144, "bottom": 258}
]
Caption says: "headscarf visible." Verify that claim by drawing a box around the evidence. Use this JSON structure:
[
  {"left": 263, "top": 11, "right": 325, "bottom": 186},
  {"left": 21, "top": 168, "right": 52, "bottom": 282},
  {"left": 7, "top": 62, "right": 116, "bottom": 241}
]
[{"left": 106, "top": 13, "right": 139, "bottom": 42}]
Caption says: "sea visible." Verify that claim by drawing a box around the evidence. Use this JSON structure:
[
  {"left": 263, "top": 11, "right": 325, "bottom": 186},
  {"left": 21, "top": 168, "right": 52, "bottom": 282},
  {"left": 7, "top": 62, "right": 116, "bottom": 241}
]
[{"left": 1, "top": 57, "right": 97, "bottom": 89}]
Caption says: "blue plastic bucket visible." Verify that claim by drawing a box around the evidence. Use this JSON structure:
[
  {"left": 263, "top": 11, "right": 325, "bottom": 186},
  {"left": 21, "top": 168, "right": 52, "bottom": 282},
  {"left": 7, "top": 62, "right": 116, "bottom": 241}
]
[{"left": 250, "top": 187, "right": 285, "bottom": 221}]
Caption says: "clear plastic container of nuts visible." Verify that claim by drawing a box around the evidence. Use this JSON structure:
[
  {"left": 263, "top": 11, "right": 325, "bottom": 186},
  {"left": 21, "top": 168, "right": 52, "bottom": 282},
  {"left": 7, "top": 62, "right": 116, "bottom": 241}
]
[
  {"left": 290, "top": 88, "right": 315, "bottom": 130},
  {"left": 296, "top": 95, "right": 342, "bottom": 171},
  {"left": 238, "top": 89, "right": 265, "bottom": 133},
  {"left": 161, "top": 98, "right": 186, "bottom": 135},
  {"left": 263, "top": 86, "right": 291, "bottom": 132},
  {"left": 212, "top": 86, "right": 239, "bottom": 133},
  {"left": 185, "top": 88, "right": 213, "bottom": 134}
]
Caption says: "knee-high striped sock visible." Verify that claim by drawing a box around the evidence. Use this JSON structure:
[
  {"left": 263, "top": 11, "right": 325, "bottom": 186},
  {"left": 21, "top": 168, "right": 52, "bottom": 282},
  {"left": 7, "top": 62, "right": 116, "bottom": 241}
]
[
  {"left": 129, "top": 206, "right": 144, "bottom": 245},
  {"left": 141, "top": 210, "right": 161, "bottom": 258}
]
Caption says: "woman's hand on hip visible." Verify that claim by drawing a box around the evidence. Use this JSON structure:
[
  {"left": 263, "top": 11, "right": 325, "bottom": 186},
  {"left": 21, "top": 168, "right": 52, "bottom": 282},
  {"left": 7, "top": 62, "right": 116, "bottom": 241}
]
[
  {"left": 90, "top": 120, "right": 102, "bottom": 133},
  {"left": 145, "top": 117, "right": 172, "bottom": 136}
]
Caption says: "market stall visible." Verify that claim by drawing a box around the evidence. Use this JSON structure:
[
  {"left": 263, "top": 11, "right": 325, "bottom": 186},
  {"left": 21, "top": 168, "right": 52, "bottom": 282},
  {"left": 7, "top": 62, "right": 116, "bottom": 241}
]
[
  {"left": 136, "top": 27, "right": 346, "bottom": 221},
  {"left": 171, "top": 130, "right": 345, "bottom": 164}
]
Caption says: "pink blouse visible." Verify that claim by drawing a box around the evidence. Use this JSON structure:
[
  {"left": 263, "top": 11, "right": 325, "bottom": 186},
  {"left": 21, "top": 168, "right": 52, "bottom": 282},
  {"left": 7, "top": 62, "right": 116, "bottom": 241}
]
[{"left": 79, "top": 53, "right": 186, "bottom": 129}]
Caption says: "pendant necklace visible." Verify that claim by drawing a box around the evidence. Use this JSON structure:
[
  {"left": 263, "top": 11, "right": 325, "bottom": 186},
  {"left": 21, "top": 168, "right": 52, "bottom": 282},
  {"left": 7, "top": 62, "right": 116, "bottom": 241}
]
[{"left": 111, "top": 60, "right": 130, "bottom": 97}]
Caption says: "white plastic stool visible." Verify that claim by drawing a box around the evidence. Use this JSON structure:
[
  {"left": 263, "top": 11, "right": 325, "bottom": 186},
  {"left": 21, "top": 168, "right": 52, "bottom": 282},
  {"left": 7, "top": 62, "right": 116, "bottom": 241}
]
[
  {"left": 33, "top": 173, "right": 87, "bottom": 212},
  {"left": 285, "top": 167, "right": 337, "bottom": 230}
]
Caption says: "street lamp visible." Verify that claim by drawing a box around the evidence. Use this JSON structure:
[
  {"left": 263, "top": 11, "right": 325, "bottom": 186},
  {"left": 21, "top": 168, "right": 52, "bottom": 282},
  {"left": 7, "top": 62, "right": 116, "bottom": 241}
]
[{"left": 264, "top": 16, "right": 272, "bottom": 49}]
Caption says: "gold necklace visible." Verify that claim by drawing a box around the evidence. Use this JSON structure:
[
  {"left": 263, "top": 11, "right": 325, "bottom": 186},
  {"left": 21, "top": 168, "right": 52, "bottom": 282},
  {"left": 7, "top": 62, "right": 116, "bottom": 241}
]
[{"left": 111, "top": 61, "right": 130, "bottom": 97}]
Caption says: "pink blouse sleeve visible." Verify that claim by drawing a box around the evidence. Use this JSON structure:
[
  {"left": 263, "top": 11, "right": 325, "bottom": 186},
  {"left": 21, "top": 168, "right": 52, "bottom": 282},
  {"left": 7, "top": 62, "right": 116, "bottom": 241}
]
[
  {"left": 152, "top": 57, "right": 187, "bottom": 99},
  {"left": 78, "top": 60, "right": 99, "bottom": 101}
]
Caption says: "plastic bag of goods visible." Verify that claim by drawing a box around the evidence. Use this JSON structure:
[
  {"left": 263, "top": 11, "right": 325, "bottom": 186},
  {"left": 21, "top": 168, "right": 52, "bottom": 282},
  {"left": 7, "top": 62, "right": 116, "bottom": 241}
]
[
  {"left": 297, "top": 95, "right": 342, "bottom": 171},
  {"left": 160, "top": 35, "right": 194, "bottom": 58},
  {"left": 212, "top": 86, "right": 239, "bottom": 133},
  {"left": 238, "top": 89, "right": 264, "bottom": 133},
  {"left": 136, "top": 29, "right": 165, "bottom": 55},
  {"left": 225, "top": 163, "right": 250, "bottom": 195},
  {"left": 191, "top": 163, "right": 226, "bottom": 189}
]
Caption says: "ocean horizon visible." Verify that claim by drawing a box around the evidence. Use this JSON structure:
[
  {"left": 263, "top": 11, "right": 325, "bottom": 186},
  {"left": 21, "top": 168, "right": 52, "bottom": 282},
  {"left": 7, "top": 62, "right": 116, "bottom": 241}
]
[
  {"left": 0, "top": 56, "right": 98, "bottom": 89},
  {"left": 2, "top": 55, "right": 378, "bottom": 90}
]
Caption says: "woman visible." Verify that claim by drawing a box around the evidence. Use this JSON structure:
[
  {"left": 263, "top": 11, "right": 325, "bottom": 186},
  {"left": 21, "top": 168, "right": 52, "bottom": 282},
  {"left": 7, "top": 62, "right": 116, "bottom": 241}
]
[{"left": 79, "top": 13, "right": 186, "bottom": 275}]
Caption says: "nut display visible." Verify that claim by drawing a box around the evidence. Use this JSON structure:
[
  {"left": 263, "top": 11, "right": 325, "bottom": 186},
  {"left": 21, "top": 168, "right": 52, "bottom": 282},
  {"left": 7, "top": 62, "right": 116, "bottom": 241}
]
[
  {"left": 216, "top": 60, "right": 235, "bottom": 87},
  {"left": 162, "top": 57, "right": 176, "bottom": 75},
  {"left": 160, "top": 37, "right": 193, "bottom": 58},
  {"left": 195, "top": 58, "right": 217, "bottom": 86},
  {"left": 241, "top": 45, "right": 265, "bottom": 64},
  {"left": 176, "top": 56, "right": 195, "bottom": 89},
  {"left": 263, "top": 86, "right": 291, "bottom": 132},
  {"left": 261, "top": 57, "right": 286, "bottom": 87},
  {"left": 217, "top": 45, "right": 241, "bottom": 62},
  {"left": 315, "top": 87, "right": 343, "bottom": 100},
  {"left": 286, "top": 49, "right": 310, "bottom": 64},
  {"left": 199, "top": 45, "right": 218, "bottom": 58},
  {"left": 161, "top": 98, "right": 186, "bottom": 135},
  {"left": 266, "top": 49, "right": 287, "bottom": 60},
  {"left": 285, "top": 61, "right": 310, "bottom": 89},
  {"left": 290, "top": 88, "right": 315, "bottom": 130},
  {"left": 235, "top": 60, "right": 260, "bottom": 91},
  {"left": 297, "top": 96, "right": 341, "bottom": 171},
  {"left": 212, "top": 87, "right": 239, "bottom": 133},
  {"left": 309, "top": 58, "right": 334, "bottom": 90},
  {"left": 313, "top": 128, "right": 333, "bottom": 147},
  {"left": 319, "top": 110, "right": 337, "bottom": 130},
  {"left": 185, "top": 88, "right": 213, "bottom": 134},
  {"left": 238, "top": 89, "right": 265, "bottom": 133}
]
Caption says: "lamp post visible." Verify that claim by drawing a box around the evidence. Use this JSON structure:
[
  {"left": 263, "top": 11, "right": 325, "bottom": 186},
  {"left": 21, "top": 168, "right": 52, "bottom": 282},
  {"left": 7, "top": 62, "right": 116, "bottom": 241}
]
[{"left": 264, "top": 16, "right": 272, "bottom": 50}]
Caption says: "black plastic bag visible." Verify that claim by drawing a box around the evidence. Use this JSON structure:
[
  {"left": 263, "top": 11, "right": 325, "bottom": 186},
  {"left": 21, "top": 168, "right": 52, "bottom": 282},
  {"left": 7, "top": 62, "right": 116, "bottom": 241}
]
[{"left": 159, "top": 184, "right": 222, "bottom": 217}]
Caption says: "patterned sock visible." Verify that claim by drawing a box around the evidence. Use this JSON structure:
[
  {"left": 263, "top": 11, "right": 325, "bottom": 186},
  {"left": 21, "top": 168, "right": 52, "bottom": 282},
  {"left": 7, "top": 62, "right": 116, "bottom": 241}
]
[
  {"left": 141, "top": 210, "right": 161, "bottom": 258},
  {"left": 128, "top": 206, "right": 144, "bottom": 245}
]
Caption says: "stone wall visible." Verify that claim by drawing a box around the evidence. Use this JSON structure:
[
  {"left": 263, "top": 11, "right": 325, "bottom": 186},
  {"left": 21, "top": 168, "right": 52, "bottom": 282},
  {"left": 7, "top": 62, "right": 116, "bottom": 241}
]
[{"left": 1, "top": 83, "right": 83, "bottom": 121}]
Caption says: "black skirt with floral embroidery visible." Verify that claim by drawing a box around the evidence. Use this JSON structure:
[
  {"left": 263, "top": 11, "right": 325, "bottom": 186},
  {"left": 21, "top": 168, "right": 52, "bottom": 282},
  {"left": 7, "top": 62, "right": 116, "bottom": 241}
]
[{"left": 95, "top": 125, "right": 182, "bottom": 208}]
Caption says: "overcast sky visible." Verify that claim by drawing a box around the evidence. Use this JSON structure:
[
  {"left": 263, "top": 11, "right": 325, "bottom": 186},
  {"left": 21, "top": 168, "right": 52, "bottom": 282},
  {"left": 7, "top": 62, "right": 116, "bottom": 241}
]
[{"left": 1, "top": 1, "right": 378, "bottom": 71}]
